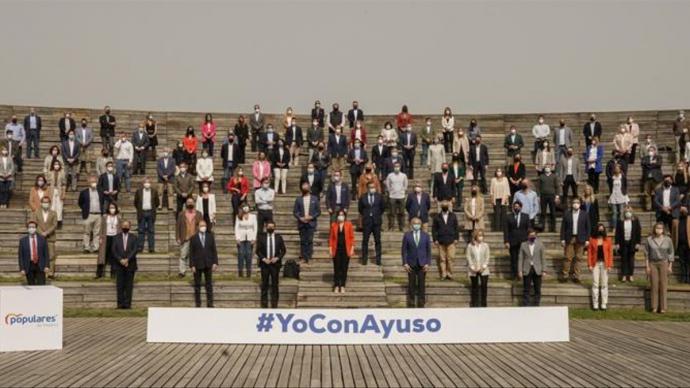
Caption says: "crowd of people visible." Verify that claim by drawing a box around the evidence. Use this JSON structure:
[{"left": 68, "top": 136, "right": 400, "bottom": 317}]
[{"left": 5, "top": 103, "right": 687, "bottom": 313}]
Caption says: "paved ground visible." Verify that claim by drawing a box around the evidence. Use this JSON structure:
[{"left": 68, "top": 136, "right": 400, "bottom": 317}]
[{"left": 0, "top": 318, "right": 688, "bottom": 387}]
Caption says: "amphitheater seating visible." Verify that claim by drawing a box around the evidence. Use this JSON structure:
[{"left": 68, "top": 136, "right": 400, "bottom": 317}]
[{"left": 1, "top": 104, "right": 689, "bottom": 309}]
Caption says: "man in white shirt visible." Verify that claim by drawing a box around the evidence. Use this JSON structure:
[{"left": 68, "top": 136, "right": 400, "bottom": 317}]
[
  {"left": 560, "top": 198, "right": 590, "bottom": 283},
  {"left": 557, "top": 147, "right": 581, "bottom": 207},
  {"left": 135, "top": 177, "right": 159, "bottom": 253},
  {"left": 254, "top": 178, "right": 275, "bottom": 233},
  {"left": 114, "top": 132, "right": 134, "bottom": 192},
  {"left": 385, "top": 162, "right": 408, "bottom": 231},
  {"left": 5, "top": 115, "right": 25, "bottom": 172}
]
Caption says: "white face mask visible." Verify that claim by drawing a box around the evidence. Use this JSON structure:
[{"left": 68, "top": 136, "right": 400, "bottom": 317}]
[
  {"left": 41, "top": 203, "right": 50, "bottom": 210},
  {"left": 199, "top": 227, "right": 207, "bottom": 233},
  {"left": 242, "top": 206, "right": 250, "bottom": 212},
  {"left": 28, "top": 227, "right": 36, "bottom": 235},
  {"left": 90, "top": 182, "right": 97, "bottom": 189},
  {"left": 203, "top": 187, "right": 209, "bottom": 193},
  {"left": 573, "top": 203, "right": 580, "bottom": 210},
  {"left": 109, "top": 208, "right": 116, "bottom": 214},
  {"left": 337, "top": 215, "right": 345, "bottom": 222},
  {"left": 144, "top": 183, "right": 151, "bottom": 189}
]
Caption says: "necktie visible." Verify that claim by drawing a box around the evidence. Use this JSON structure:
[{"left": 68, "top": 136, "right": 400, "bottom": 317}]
[
  {"left": 200, "top": 233, "right": 205, "bottom": 247},
  {"left": 369, "top": 194, "right": 373, "bottom": 205},
  {"left": 123, "top": 234, "right": 128, "bottom": 250},
  {"left": 31, "top": 236, "right": 38, "bottom": 264},
  {"left": 414, "top": 232, "right": 419, "bottom": 246},
  {"left": 268, "top": 235, "right": 273, "bottom": 258}
]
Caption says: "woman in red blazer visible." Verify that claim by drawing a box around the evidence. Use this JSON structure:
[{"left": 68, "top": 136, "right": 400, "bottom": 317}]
[
  {"left": 200, "top": 113, "right": 217, "bottom": 157},
  {"left": 329, "top": 210, "right": 355, "bottom": 293},
  {"left": 588, "top": 223, "right": 613, "bottom": 311}
]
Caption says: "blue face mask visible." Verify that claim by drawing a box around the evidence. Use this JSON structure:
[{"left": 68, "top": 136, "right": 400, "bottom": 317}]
[{"left": 412, "top": 224, "right": 421, "bottom": 231}]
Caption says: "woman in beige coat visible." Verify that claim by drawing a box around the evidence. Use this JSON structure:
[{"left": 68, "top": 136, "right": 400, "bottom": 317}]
[
  {"left": 464, "top": 185, "right": 485, "bottom": 241},
  {"left": 489, "top": 168, "right": 511, "bottom": 231},
  {"left": 466, "top": 229, "right": 490, "bottom": 307}
]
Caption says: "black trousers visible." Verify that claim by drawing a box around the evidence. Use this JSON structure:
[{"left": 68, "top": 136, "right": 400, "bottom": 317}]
[
  {"left": 678, "top": 243, "right": 690, "bottom": 283},
  {"left": 540, "top": 194, "right": 557, "bottom": 232},
  {"left": 443, "top": 132, "right": 453, "bottom": 153},
  {"left": 25, "top": 262, "right": 46, "bottom": 285},
  {"left": 493, "top": 200, "right": 505, "bottom": 231},
  {"left": 257, "top": 209, "right": 273, "bottom": 234},
  {"left": 470, "top": 275, "right": 489, "bottom": 307},
  {"left": 587, "top": 169, "right": 600, "bottom": 193},
  {"left": 176, "top": 195, "right": 188, "bottom": 216},
  {"left": 407, "top": 265, "right": 426, "bottom": 307},
  {"left": 629, "top": 143, "right": 637, "bottom": 164},
  {"left": 115, "top": 267, "right": 135, "bottom": 308},
  {"left": 620, "top": 241, "right": 636, "bottom": 277},
  {"left": 299, "top": 227, "right": 315, "bottom": 262},
  {"left": 522, "top": 268, "right": 542, "bottom": 306},
  {"left": 333, "top": 255, "right": 350, "bottom": 287},
  {"left": 657, "top": 212, "right": 674, "bottom": 233},
  {"left": 509, "top": 244, "right": 521, "bottom": 279},
  {"left": 260, "top": 264, "right": 280, "bottom": 308},
  {"left": 361, "top": 222, "right": 382, "bottom": 264},
  {"left": 403, "top": 150, "right": 415, "bottom": 179},
  {"left": 562, "top": 175, "right": 577, "bottom": 206},
  {"left": 472, "top": 163, "right": 487, "bottom": 193},
  {"left": 193, "top": 267, "right": 214, "bottom": 307},
  {"left": 134, "top": 150, "right": 147, "bottom": 174}
]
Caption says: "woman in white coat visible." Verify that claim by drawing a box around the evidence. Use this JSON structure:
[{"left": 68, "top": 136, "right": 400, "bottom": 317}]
[
  {"left": 235, "top": 204, "right": 257, "bottom": 277},
  {"left": 428, "top": 135, "right": 446, "bottom": 173},
  {"left": 195, "top": 150, "right": 214, "bottom": 191},
  {"left": 466, "top": 229, "right": 490, "bottom": 307},
  {"left": 195, "top": 182, "right": 216, "bottom": 231}
]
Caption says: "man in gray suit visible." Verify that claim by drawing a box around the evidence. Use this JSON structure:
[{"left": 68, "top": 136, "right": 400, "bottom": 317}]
[
  {"left": 518, "top": 229, "right": 547, "bottom": 306},
  {"left": 556, "top": 146, "right": 582, "bottom": 207},
  {"left": 552, "top": 119, "right": 573, "bottom": 162},
  {"left": 249, "top": 104, "right": 265, "bottom": 153},
  {"left": 76, "top": 118, "right": 93, "bottom": 173}
]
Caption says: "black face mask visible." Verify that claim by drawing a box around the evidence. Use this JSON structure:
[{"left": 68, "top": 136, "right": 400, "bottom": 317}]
[
  {"left": 266, "top": 228, "right": 275, "bottom": 233},
  {"left": 186, "top": 204, "right": 194, "bottom": 209},
  {"left": 442, "top": 168, "right": 448, "bottom": 173},
  {"left": 441, "top": 206, "right": 449, "bottom": 212},
  {"left": 121, "top": 228, "right": 130, "bottom": 234},
  {"left": 597, "top": 230, "right": 606, "bottom": 237},
  {"left": 665, "top": 181, "right": 672, "bottom": 187},
  {"left": 11, "top": 119, "right": 17, "bottom": 124},
  {"left": 514, "top": 208, "right": 521, "bottom": 213},
  {"left": 82, "top": 123, "right": 87, "bottom": 127},
  {"left": 365, "top": 168, "right": 372, "bottom": 173},
  {"left": 105, "top": 110, "right": 111, "bottom": 114}
]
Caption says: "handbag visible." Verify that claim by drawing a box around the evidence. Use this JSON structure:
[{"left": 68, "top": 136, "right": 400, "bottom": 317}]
[
  {"left": 531, "top": 214, "right": 544, "bottom": 232},
  {"left": 283, "top": 259, "right": 300, "bottom": 279}
]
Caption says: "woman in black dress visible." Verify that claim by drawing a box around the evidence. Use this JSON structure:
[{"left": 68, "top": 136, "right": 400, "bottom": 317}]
[
  {"left": 145, "top": 113, "right": 158, "bottom": 160},
  {"left": 234, "top": 115, "right": 249, "bottom": 164}
]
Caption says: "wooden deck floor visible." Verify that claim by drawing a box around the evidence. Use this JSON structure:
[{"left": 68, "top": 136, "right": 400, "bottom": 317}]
[{"left": 1, "top": 318, "right": 689, "bottom": 387}]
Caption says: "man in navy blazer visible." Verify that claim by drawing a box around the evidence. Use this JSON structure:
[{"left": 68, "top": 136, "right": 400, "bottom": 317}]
[
  {"left": 61, "top": 129, "right": 81, "bottom": 191},
  {"left": 359, "top": 181, "right": 385, "bottom": 265},
  {"left": 399, "top": 124, "right": 418, "bottom": 179},
  {"left": 405, "top": 182, "right": 431, "bottom": 228},
  {"left": 402, "top": 218, "right": 432, "bottom": 307},
  {"left": 294, "top": 182, "right": 321, "bottom": 264},
  {"left": 18, "top": 221, "right": 50, "bottom": 285},
  {"left": 156, "top": 148, "right": 176, "bottom": 210},
  {"left": 347, "top": 140, "right": 368, "bottom": 196},
  {"left": 560, "top": 198, "right": 590, "bottom": 283},
  {"left": 327, "top": 128, "right": 348, "bottom": 172},
  {"left": 326, "top": 171, "right": 350, "bottom": 223},
  {"left": 111, "top": 220, "right": 138, "bottom": 309}
]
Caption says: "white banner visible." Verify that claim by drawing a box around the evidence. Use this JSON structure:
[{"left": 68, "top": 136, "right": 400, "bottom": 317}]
[
  {"left": 0, "top": 286, "right": 63, "bottom": 352},
  {"left": 147, "top": 307, "right": 569, "bottom": 344}
]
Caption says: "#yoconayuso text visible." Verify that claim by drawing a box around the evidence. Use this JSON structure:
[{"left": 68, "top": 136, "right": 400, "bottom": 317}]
[{"left": 256, "top": 312, "right": 441, "bottom": 339}]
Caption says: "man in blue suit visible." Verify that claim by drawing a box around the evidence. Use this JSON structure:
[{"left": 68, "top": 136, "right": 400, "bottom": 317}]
[
  {"left": 18, "top": 221, "right": 50, "bottom": 285},
  {"left": 294, "top": 181, "right": 321, "bottom": 265},
  {"left": 325, "top": 170, "right": 350, "bottom": 223},
  {"left": 405, "top": 182, "right": 431, "bottom": 230},
  {"left": 358, "top": 181, "right": 385, "bottom": 265},
  {"left": 327, "top": 127, "right": 348, "bottom": 173},
  {"left": 402, "top": 217, "right": 432, "bottom": 307},
  {"left": 111, "top": 220, "right": 138, "bottom": 309}
]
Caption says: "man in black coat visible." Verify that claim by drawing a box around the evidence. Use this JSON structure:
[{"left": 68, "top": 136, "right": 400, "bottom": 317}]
[
  {"left": 18, "top": 221, "right": 50, "bottom": 285},
  {"left": 189, "top": 220, "right": 218, "bottom": 308},
  {"left": 432, "top": 162, "right": 456, "bottom": 206},
  {"left": 256, "top": 221, "right": 286, "bottom": 308},
  {"left": 560, "top": 198, "right": 590, "bottom": 283},
  {"left": 399, "top": 124, "right": 417, "bottom": 179},
  {"left": 371, "top": 136, "right": 389, "bottom": 181},
  {"left": 347, "top": 100, "right": 364, "bottom": 128},
  {"left": 469, "top": 135, "right": 490, "bottom": 194},
  {"left": 583, "top": 114, "right": 603, "bottom": 147},
  {"left": 358, "top": 181, "right": 385, "bottom": 265},
  {"left": 220, "top": 133, "right": 241, "bottom": 193},
  {"left": 300, "top": 163, "right": 324, "bottom": 197},
  {"left": 503, "top": 201, "right": 530, "bottom": 279},
  {"left": 347, "top": 140, "right": 368, "bottom": 196},
  {"left": 111, "top": 220, "right": 138, "bottom": 309},
  {"left": 311, "top": 100, "right": 325, "bottom": 128},
  {"left": 99, "top": 106, "right": 117, "bottom": 152},
  {"left": 431, "top": 201, "right": 459, "bottom": 280},
  {"left": 23, "top": 107, "right": 42, "bottom": 159},
  {"left": 58, "top": 112, "right": 76, "bottom": 142}
]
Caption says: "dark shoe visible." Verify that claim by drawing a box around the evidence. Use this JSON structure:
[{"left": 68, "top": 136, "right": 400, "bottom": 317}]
[
  {"left": 178, "top": 273, "right": 185, "bottom": 278},
  {"left": 148, "top": 249, "right": 155, "bottom": 253},
  {"left": 572, "top": 278, "right": 581, "bottom": 284},
  {"left": 558, "top": 277, "right": 567, "bottom": 283}
]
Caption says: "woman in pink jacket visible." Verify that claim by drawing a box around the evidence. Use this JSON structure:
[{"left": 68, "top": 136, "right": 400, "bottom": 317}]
[
  {"left": 201, "top": 113, "right": 217, "bottom": 157},
  {"left": 251, "top": 151, "right": 272, "bottom": 189}
]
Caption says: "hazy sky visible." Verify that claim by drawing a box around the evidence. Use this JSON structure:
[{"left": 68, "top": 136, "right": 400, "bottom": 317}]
[{"left": 1, "top": 0, "right": 689, "bottom": 115}]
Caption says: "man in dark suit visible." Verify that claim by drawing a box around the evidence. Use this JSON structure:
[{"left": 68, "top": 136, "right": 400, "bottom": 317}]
[
  {"left": 583, "top": 114, "right": 603, "bottom": 147},
  {"left": 131, "top": 124, "right": 150, "bottom": 175},
  {"left": 432, "top": 202, "right": 459, "bottom": 280},
  {"left": 503, "top": 126, "right": 524, "bottom": 160},
  {"left": 285, "top": 119, "right": 303, "bottom": 167},
  {"left": 469, "top": 135, "right": 490, "bottom": 193},
  {"left": 309, "top": 144, "right": 330, "bottom": 186},
  {"left": 347, "top": 140, "right": 368, "bottom": 196},
  {"left": 61, "top": 129, "right": 81, "bottom": 191},
  {"left": 347, "top": 100, "right": 364, "bottom": 128},
  {"left": 327, "top": 128, "right": 348, "bottom": 173},
  {"left": 257, "top": 221, "right": 285, "bottom": 308},
  {"left": 326, "top": 171, "right": 350, "bottom": 223},
  {"left": 23, "top": 107, "right": 42, "bottom": 159},
  {"left": 371, "top": 136, "right": 389, "bottom": 181},
  {"left": 311, "top": 100, "right": 325, "bottom": 128},
  {"left": 654, "top": 175, "right": 681, "bottom": 232},
  {"left": 300, "top": 163, "right": 324, "bottom": 197},
  {"left": 97, "top": 161, "right": 120, "bottom": 210},
  {"left": 189, "top": 220, "right": 218, "bottom": 308},
  {"left": 506, "top": 154, "right": 526, "bottom": 197},
  {"left": 504, "top": 201, "right": 530, "bottom": 279},
  {"left": 327, "top": 103, "right": 344, "bottom": 134},
  {"left": 249, "top": 104, "right": 265, "bottom": 153},
  {"left": 58, "top": 112, "right": 76, "bottom": 142},
  {"left": 259, "top": 124, "right": 279, "bottom": 155},
  {"left": 78, "top": 176, "right": 104, "bottom": 253},
  {"left": 518, "top": 230, "right": 546, "bottom": 306},
  {"left": 399, "top": 124, "right": 417, "bottom": 179},
  {"left": 306, "top": 118, "right": 324, "bottom": 162},
  {"left": 560, "top": 198, "right": 590, "bottom": 283},
  {"left": 294, "top": 182, "right": 321, "bottom": 264},
  {"left": 98, "top": 106, "right": 116, "bottom": 152},
  {"left": 402, "top": 218, "right": 432, "bottom": 308},
  {"left": 134, "top": 177, "right": 159, "bottom": 253},
  {"left": 432, "top": 162, "right": 456, "bottom": 206},
  {"left": 382, "top": 148, "right": 405, "bottom": 179},
  {"left": 405, "top": 182, "right": 431, "bottom": 229},
  {"left": 358, "top": 182, "right": 385, "bottom": 265},
  {"left": 156, "top": 147, "right": 176, "bottom": 210},
  {"left": 18, "top": 221, "right": 50, "bottom": 285},
  {"left": 111, "top": 220, "right": 138, "bottom": 309},
  {"left": 642, "top": 147, "right": 663, "bottom": 211}
]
